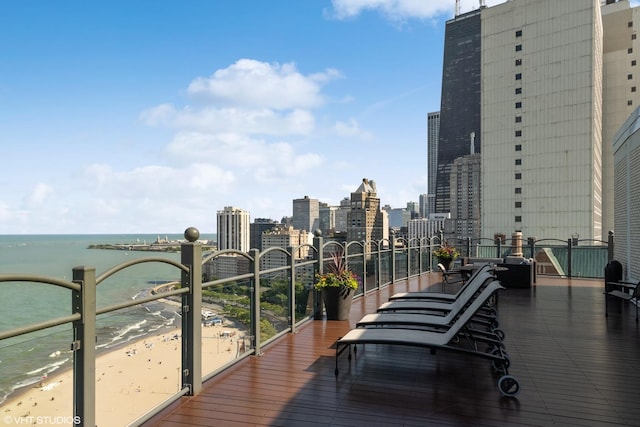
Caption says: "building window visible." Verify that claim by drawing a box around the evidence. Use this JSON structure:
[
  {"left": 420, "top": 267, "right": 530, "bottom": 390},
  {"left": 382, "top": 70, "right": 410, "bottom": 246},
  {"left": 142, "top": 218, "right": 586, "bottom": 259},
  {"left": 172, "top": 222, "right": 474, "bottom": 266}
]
[
  {"left": 515, "top": 201, "right": 522, "bottom": 208},
  {"left": 628, "top": 74, "right": 633, "bottom": 80},
  {"left": 515, "top": 144, "right": 522, "bottom": 151},
  {"left": 515, "top": 59, "right": 522, "bottom": 66},
  {"left": 515, "top": 87, "right": 522, "bottom": 95},
  {"left": 515, "top": 215, "right": 522, "bottom": 222},
  {"left": 515, "top": 44, "right": 522, "bottom": 51},
  {"left": 515, "top": 130, "right": 522, "bottom": 137},
  {"left": 629, "top": 48, "right": 634, "bottom": 54},
  {"left": 632, "top": 86, "right": 637, "bottom": 92},
  {"left": 633, "top": 33, "right": 637, "bottom": 40},
  {"left": 515, "top": 116, "right": 522, "bottom": 123},
  {"left": 633, "top": 60, "right": 637, "bottom": 66},
  {"left": 515, "top": 187, "right": 521, "bottom": 194},
  {"left": 629, "top": 21, "right": 633, "bottom": 28},
  {"left": 515, "top": 173, "right": 522, "bottom": 180},
  {"left": 515, "top": 101, "right": 522, "bottom": 108},
  {"left": 515, "top": 159, "right": 522, "bottom": 165},
  {"left": 515, "top": 30, "right": 522, "bottom": 37},
  {"left": 515, "top": 73, "right": 522, "bottom": 80},
  {"left": 628, "top": 100, "right": 634, "bottom": 106}
]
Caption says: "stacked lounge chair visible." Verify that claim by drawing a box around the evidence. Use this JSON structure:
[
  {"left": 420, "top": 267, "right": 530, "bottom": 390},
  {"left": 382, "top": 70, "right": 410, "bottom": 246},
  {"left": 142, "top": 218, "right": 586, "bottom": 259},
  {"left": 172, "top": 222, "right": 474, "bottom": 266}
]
[{"left": 334, "top": 268, "right": 520, "bottom": 397}]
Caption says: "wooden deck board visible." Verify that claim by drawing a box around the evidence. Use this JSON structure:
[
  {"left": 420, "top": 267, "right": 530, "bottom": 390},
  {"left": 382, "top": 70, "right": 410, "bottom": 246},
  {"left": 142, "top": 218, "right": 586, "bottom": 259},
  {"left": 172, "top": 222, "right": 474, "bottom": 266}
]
[{"left": 145, "top": 273, "right": 640, "bottom": 427}]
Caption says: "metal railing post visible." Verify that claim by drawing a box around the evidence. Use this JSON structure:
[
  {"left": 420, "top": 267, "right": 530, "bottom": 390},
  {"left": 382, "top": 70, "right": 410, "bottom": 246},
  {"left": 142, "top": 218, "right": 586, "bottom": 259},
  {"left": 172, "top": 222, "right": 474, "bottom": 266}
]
[
  {"left": 250, "top": 248, "right": 263, "bottom": 355},
  {"left": 608, "top": 230, "right": 614, "bottom": 262},
  {"left": 181, "top": 227, "right": 202, "bottom": 395},
  {"left": 313, "top": 232, "right": 324, "bottom": 319},
  {"left": 288, "top": 245, "right": 296, "bottom": 332},
  {"left": 361, "top": 241, "right": 367, "bottom": 291},
  {"left": 567, "top": 238, "right": 573, "bottom": 278},
  {"left": 391, "top": 232, "right": 397, "bottom": 283},
  {"left": 72, "top": 265, "right": 96, "bottom": 427}
]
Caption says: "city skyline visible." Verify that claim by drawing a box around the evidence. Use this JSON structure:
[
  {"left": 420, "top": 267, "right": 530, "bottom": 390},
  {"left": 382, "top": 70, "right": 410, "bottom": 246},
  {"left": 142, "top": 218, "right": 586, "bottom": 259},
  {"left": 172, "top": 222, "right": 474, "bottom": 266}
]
[{"left": 0, "top": 0, "right": 513, "bottom": 235}]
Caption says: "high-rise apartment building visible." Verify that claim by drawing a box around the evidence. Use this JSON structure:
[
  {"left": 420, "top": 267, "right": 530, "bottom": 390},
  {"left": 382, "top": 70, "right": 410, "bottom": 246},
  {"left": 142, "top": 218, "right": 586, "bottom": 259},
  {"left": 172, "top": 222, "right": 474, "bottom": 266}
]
[
  {"left": 427, "top": 112, "right": 440, "bottom": 216},
  {"left": 261, "top": 226, "right": 310, "bottom": 270},
  {"left": 292, "top": 196, "right": 319, "bottom": 233},
  {"left": 216, "top": 206, "right": 250, "bottom": 252},
  {"left": 481, "top": 0, "right": 604, "bottom": 240},
  {"left": 436, "top": 0, "right": 639, "bottom": 241},
  {"left": 435, "top": 10, "right": 482, "bottom": 214},
  {"left": 335, "top": 197, "right": 351, "bottom": 233},
  {"left": 250, "top": 218, "right": 280, "bottom": 251},
  {"left": 347, "top": 178, "right": 388, "bottom": 248},
  {"left": 318, "top": 202, "right": 337, "bottom": 236},
  {"left": 450, "top": 153, "right": 481, "bottom": 240}
]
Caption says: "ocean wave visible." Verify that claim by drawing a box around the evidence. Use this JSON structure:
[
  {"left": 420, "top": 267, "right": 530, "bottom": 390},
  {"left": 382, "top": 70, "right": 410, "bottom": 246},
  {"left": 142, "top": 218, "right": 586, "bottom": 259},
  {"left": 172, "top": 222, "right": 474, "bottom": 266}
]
[
  {"left": 26, "top": 358, "right": 69, "bottom": 376},
  {"left": 112, "top": 319, "right": 147, "bottom": 342}
]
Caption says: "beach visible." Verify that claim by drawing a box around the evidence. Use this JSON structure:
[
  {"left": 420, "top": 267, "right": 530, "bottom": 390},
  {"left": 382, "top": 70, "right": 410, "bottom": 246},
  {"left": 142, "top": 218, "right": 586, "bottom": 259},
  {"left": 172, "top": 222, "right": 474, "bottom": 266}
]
[{"left": 1, "top": 323, "right": 244, "bottom": 427}]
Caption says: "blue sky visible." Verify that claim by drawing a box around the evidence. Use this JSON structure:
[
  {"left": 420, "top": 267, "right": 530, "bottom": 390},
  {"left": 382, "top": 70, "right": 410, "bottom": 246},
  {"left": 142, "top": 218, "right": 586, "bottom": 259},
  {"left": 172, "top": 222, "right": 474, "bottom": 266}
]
[{"left": 0, "top": 0, "right": 627, "bottom": 234}]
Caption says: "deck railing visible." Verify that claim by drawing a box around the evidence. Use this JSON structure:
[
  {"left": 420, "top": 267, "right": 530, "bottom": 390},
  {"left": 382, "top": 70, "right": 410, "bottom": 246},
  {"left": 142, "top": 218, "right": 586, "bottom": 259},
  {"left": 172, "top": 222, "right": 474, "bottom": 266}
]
[{"left": 0, "top": 227, "right": 613, "bottom": 426}]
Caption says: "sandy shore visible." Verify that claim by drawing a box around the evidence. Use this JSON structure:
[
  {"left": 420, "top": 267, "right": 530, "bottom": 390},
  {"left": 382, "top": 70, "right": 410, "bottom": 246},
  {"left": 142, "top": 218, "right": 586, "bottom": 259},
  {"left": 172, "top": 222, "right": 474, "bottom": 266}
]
[{"left": 1, "top": 323, "right": 245, "bottom": 426}]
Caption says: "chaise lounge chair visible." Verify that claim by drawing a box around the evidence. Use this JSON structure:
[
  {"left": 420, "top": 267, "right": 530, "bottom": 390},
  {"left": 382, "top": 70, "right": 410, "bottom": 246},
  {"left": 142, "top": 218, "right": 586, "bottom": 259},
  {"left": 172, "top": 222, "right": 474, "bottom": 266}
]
[
  {"left": 389, "top": 264, "right": 494, "bottom": 302},
  {"left": 356, "top": 280, "right": 505, "bottom": 341},
  {"left": 335, "top": 281, "right": 519, "bottom": 397},
  {"left": 377, "top": 270, "right": 499, "bottom": 316}
]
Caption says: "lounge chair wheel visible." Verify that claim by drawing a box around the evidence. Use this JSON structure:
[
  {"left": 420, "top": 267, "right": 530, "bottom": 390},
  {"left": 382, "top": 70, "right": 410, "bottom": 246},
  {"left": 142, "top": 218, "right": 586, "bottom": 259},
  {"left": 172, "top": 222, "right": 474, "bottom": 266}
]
[{"left": 498, "top": 375, "right": 520, "bottom": 397}]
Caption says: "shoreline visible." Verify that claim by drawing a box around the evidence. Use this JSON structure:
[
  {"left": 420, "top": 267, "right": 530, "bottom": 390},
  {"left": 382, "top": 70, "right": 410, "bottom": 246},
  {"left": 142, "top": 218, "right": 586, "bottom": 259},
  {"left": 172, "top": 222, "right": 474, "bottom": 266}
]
[{"left": 1, "top": 322, "right": 245, "bottom": 426}]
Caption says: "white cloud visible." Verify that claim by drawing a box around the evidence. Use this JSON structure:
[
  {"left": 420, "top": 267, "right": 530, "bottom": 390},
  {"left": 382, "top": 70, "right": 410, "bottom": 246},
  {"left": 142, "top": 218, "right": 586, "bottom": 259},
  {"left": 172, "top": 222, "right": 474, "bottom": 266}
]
[
  {"left": 187, "top": 59, "right": 341, "bottom": 110},
  {"left": 165, "top": 132, "right": 323, "bottom": 182},
  {"left": 329, "top": 0, "right": 508, "bottom": 21},
  {"left": 141, "top": 105, "right": 315, "bottom": 136}
]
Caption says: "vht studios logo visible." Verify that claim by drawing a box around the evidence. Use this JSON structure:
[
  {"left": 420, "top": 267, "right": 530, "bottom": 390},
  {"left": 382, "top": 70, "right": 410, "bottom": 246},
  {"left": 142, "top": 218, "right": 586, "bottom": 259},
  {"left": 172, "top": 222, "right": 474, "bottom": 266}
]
[{"left": 4, "top": 415, "right": 82, "bottom": 425}]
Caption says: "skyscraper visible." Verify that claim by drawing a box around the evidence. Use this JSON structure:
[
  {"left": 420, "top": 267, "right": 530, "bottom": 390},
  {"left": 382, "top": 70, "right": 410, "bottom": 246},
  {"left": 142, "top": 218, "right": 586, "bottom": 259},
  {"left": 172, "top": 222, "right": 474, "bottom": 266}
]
[
  {"left": 292, "top": 196, "right": 319, "bottom": 233},
  {"left": 347, "top": 178, "right": 387, "bottom": 248},
  {"left": 426, "top": 111, "right": 440, "bottom": 216},
  {"left": 216, "top": 206, "right": 250, "bottom": 252},
  {"left": 481, "top": 0, "right": 603, "bottom": 240},
  {"left": 436, "top": 0, "right": 639, "bottom": 241},
  {"left": 435, "top": 9, "right": 483, "bottom": 214}
]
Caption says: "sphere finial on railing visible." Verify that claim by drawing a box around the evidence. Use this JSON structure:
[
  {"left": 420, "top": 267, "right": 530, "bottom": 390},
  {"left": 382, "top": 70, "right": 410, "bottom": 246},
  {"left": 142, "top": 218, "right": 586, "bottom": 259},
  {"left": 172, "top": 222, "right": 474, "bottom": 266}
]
[
  {"left": 314, "top": 229, "right": 322, "bottom": 237},
  {"left": 184, "top": 227, "right": 200, "bottom": 242}
]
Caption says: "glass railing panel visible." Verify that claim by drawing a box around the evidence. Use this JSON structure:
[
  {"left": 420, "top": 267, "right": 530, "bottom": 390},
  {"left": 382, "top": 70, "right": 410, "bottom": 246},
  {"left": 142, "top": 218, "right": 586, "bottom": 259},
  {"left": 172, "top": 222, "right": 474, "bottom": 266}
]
[
  {"left": 95, "top": 304, "right": 182, "bottom": 426},
  {"left": 258, "top": 271, "right": 290, "bottom": 341},
  {"left": 379, "top": 250, "right": 392, "bottom": 285},
  {"left": 202, "top": 278, "right": 253, "bottom": 367},
  {"left": 395, "top": 250, "right": 408, "bottom": 280},
  {"left": 0, "top": 327, "right": 74, "bottom": 424},
  {"left": 363, "top": 253, "right": 378, "bottom": 292}
]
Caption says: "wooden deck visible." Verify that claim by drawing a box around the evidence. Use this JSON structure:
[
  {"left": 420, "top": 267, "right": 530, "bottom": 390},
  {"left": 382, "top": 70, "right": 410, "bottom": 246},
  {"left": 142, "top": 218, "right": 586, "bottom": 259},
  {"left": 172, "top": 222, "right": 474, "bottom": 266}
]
[{"left": 145, "top": 272, "right": 640, "bottom": 427}]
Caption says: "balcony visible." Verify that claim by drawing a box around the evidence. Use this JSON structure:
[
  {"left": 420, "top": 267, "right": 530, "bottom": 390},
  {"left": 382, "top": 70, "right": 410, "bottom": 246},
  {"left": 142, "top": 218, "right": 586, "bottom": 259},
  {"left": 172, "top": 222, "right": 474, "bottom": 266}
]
[
  {"left": 1, "top": 230, "right": 636, "bottom": 426},
  {"left": 143, "top": 273, "right": 640, "bottom": 426}
]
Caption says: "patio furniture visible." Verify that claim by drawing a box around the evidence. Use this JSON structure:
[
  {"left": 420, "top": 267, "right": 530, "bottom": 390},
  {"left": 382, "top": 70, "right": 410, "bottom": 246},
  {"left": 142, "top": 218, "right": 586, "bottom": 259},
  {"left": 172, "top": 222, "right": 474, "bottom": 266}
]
[
  {"left": 389, "top": 264, "right": 493, "bottom": 302},
  {"left": 377, "top": 271, "right": 498, "bottom": 315},
  {"left": 438, "top": 262, "right": 466, "bottom": 291},
  {"left": 356, "top": 280, "right": 505, "bottom": 342},
  {"left": 604, "top": 260, "right": 639, "bottom": 322},
  {"left": 335, "top": 282, "right": 519, "bottom": 397}
]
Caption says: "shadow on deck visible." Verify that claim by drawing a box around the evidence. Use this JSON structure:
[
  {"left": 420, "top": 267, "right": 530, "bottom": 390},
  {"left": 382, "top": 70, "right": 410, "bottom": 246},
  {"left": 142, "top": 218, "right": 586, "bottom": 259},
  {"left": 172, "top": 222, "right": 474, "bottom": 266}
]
[{"left": 145, "top": 272, "right": 640, "bottom": 427}]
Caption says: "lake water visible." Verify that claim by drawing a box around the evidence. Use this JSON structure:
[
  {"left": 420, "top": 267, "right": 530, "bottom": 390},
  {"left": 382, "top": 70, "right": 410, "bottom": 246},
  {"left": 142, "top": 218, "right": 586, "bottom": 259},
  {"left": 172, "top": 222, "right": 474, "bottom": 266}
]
[{"left": 0, "top": 233, "right": 215, "bottom": 404}]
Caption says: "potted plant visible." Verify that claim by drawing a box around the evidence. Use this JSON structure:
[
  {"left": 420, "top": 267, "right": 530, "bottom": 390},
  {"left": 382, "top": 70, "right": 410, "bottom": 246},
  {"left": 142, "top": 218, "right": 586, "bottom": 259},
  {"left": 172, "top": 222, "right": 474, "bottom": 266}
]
[
  {"left": 433, "top": 244, "right": 460, "bottom": 271},
  {"left": 314, "top": 250, "right": 359, "bottom": 320}
]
